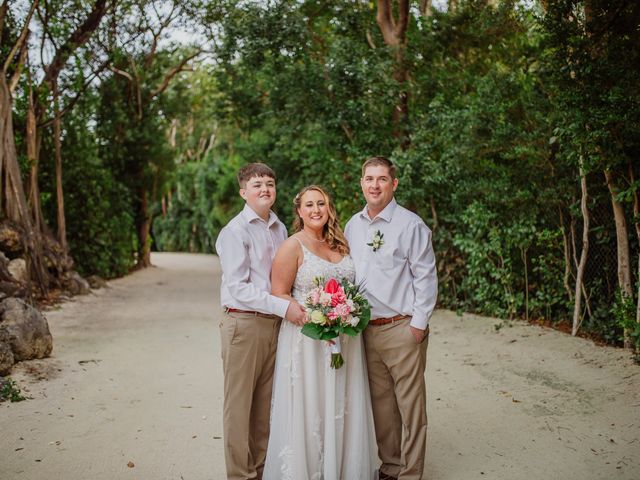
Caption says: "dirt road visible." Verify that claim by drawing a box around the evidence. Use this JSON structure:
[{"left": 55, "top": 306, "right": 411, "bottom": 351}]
[{"left": 1, "top": 253, "right": 638, "bottom": 479}]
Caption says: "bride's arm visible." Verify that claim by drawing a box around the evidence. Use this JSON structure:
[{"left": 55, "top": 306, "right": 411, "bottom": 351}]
[{"left": 272, "top": 237, "right": 306, "bottom": 325}]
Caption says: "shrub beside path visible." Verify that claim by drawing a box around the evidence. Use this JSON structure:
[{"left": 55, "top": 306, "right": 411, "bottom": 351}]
[{"left": 1, "top": 252, "right": 638, "bottom": 480}]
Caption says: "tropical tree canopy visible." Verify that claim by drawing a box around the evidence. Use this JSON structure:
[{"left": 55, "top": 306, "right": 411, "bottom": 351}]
[{"left": 2, "top": 0, "right": 639, "bottom": 351}]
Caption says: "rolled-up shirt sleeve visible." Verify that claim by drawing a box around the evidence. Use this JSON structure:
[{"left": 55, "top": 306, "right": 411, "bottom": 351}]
[
  {"left": 216, "top": 227, "right": 290, "bottom": 318},
  {"left": 407, "top": 222, "right": 438, "bottom": 330}
]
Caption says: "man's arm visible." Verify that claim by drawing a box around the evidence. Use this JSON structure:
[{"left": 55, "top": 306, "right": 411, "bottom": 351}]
[
  {"left": 216, "top": 227, "right": 290, "bottom": 318},
  {"left": 407, "top": 222, "right": 438, "bottom": 334}
]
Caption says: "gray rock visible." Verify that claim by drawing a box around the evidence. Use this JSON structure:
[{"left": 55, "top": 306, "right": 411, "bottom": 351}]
[
  {"left": 0, "top": 329, "right": 14, "bottom": 375},
  {"left": 8, "top": 258, "right": 27, "bottom": 283},
  {"left": 67, "top": 272, "right": 91, "bottom": 296},
  {"left": 86, "top": 275, "right": 107, "bottom": 289},
  {"left": 0, "top": 298, "right": 52, "bottom": 361}
]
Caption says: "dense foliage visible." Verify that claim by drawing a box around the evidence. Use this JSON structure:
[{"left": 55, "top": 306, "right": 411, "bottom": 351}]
[
  {"left": 5, "top": 0, "right": 639, "bottom": 349},
  {"left": 39, "top": 91, "right": 137, "bottom": 278},
  {"left": 159, "top": 0, "right": 639, "bottom": 346}
]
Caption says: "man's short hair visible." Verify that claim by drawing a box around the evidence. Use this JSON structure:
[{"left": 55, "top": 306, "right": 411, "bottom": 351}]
[
  {"left": 237, "top": 163, "right": 277, "bottom": 188},
  {"left": 361, "top": 156, "right": 396, "bottom": 180}
]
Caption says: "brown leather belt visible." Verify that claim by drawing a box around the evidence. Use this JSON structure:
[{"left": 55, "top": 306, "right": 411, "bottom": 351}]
[
  {"left": 369, "top": 314, "right": 409, "bottom": 326},
  {"left": 224, "top": 308, "right": 279, "bottom": 319}
]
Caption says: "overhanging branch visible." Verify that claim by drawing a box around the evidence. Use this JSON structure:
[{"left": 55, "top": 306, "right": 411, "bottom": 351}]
[
  {"left": 150, "top": 50, "right": 202, "bottom": 98},
  {"left": 3, "top": 0, "right": 38, "bottom": 74}
]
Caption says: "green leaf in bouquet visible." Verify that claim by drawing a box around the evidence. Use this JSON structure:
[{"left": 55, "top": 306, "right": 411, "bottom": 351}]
[
  {"left": 357, "top": 309, "right": 371, "bottom": 330},
  {"left": 301, "top": 323, "right": 323, "bottom": 340},
  {"left": 320, "top": 331, "right": 338, "bottom": 341},
  {"left": 341, "top": 325, "right": 358, "bottom": 336}
]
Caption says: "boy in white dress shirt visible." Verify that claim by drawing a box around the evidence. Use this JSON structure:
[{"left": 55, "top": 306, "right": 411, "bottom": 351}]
[
  {"left": 345, "top": 156, "right": 438, "bottom": 480},
  {"left": 215, "top": 163, "right": 306, "bottom": 480}
]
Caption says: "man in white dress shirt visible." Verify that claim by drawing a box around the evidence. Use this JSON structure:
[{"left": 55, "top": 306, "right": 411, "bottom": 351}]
[
  {"left": 345, "top": 157, "right": 438, "bottom": 480},
  {"left": 215, "top": 163, "right": 306, "bottom": 480}
]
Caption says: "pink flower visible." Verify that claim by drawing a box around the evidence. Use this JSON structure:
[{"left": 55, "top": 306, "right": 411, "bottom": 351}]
[
  {"left": 334, "top": 303, "right": 351, "bottom": 319},
  {"left": 310, "top": 288, "right": 321, "bottom": 305},
  {"left": 327, "top": 309, "right": 340, "bottom": 321},
  {"left": 331, "top": 290, "right": 346, "bottom": 307}
]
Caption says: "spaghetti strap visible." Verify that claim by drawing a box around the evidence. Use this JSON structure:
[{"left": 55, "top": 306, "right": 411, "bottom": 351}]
[{"left": 292, "top": 235, "right": 310, "bottom": 254}]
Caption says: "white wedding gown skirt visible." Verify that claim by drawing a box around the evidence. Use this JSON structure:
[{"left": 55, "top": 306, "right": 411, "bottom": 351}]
[{"left": 263, "top": 245, "right": 378, "bottom": 480}]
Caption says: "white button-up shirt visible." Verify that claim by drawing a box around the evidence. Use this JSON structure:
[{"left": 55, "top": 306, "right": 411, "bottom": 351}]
[
  {"left": 345, "top": 198, "right": 438, "bottom": 330},
  {"left": 215, "top": 204, "right": 290, "bottom": 318}
]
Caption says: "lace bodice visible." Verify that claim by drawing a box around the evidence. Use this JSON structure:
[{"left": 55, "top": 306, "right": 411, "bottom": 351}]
[{"left": 291, "top": 241, "right": 355, "bottom": 304}]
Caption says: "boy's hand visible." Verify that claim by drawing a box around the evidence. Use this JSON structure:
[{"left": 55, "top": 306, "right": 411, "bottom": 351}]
[{"left": 285, "top": 302, "right": 307, "bottom": 326}]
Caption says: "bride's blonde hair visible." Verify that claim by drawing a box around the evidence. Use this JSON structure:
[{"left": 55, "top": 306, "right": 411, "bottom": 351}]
[{"left": 293, "top": 185, "right": 350, "bottom": 256}]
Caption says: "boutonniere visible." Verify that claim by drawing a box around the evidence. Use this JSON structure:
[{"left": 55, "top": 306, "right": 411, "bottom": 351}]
[{"left": 367, "top": 230, "right": 384, "bottom": 252}]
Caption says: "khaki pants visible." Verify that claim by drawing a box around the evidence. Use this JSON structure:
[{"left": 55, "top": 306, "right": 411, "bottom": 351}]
[
  {"left": 364, "top": 318, "right": 429, "bottom": 480},
  {"left": 220, "top": 311, "right": 281, "bottom": 480}
]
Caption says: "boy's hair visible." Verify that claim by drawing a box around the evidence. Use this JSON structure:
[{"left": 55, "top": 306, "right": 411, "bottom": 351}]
[
  {"left": 237, "top": 163, "right": 277, "bottom": 188},
  {"left": 361, "top": 156, "right": 396, "bottom": 180}
]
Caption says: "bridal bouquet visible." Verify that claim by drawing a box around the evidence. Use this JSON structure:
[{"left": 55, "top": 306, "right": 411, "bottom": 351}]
[{"left": 301, "top": 276, "right": 370, "bottom": 369}]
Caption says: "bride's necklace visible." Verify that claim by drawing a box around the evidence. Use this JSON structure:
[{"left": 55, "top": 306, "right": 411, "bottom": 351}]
[{"left": 301, "top": 229, "right": 326, "bottom": 243}]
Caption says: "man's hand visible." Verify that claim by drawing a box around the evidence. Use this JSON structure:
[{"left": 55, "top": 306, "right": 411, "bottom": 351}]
[
  {"left": 285, "top": 301, "right": 307, "bottom": 326},
  {"left": 410, "top": 326, "right": 428, "bottom": 344}
]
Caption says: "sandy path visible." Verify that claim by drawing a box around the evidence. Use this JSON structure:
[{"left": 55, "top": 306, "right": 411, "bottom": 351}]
[{"left": 1, "top": 252, "right": 638, "bottom": 480}]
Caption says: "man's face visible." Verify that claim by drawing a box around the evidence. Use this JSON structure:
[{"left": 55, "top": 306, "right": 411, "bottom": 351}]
[
  {"left": 360, "top": 164, "right": 398, "bottom": 214},
  {"left": 240, "top": 175, "right": 276, "bottom": 213}
]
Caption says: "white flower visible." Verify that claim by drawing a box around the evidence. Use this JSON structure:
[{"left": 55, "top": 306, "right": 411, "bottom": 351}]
[
  {"left": 367, "top": 230, "right": 384, "bottom": 252},
  {"left": 310, "top": 310, "right": 328, "bottom": 325},
  {"left": 347, "top": 315, "right": 360, "bottom": 327}
]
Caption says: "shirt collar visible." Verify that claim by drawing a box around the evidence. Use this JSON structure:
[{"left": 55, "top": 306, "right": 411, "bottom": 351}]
[
  {"left": 359, "top": 198, "right": 398, "bottom": 223},
  {"left": 241, "top": 203, "right": 279, "bottom": 227}
]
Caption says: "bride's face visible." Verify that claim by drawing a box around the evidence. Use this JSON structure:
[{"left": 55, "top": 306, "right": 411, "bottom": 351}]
[{"left": 298, "top": 189, "right": 329, "bottom": 231}]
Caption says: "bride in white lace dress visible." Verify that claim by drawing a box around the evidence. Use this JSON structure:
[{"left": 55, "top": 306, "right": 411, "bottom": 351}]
[{"left": 263, "top": 186, "right": 378, "bottom": 480}]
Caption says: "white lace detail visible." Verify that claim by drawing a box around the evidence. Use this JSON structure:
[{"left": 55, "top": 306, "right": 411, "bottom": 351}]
[{"left": 291, "top": 240, "right": 355, "bottom": 304}]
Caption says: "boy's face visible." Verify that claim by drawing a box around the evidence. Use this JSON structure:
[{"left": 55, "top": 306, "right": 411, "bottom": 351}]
[{"left": 240, "top": 175, "right": 276, "bottom": 213}]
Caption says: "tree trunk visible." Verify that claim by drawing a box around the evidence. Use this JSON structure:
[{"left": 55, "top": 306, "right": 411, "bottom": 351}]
[
  {"left": 375, "top": 0, "right": 411, "bottom": 149},
  {"left": 572, "top": 159, "right": 589, "bottom": 336},
  {"left": 430, "top": 195, "right": 439, "bottom": 231},
  {"left": 522, "top": 246, "right": 529, "bottom": 321},
  {"left": 570, "top": 210, "right": 593, "bottom": 318},
  {"left": 0, "top": 76, "right": 48, "bottom": 293},
  {"left": 136, "top": 184, "right": 152, "bottom": 268},
  {"left": 392, "top": 59, "right": 410, "bottom": 150},
  {"left": 604, "top": 169, "right": 633, "bottom": 348},
  {"left": 559, "top": 208, "right": 573, "bottom": 300},
  {"left": 420, "top": 0, "right": 432, "bottom": 16},
  {"left": 630, "top": 163, "right": 640, "bottom": 326},
  {"left": 0, "top": 79, "right": 30, "bottom": 225},
  {"left": 0, "top": 1, "right": 48, "bottom": 294},
  {"left": 53, "top": 84, "right": 67, "bottom": 251},
  {"left": 26, "top": 80, "right": 43, "bottom": 234}
]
